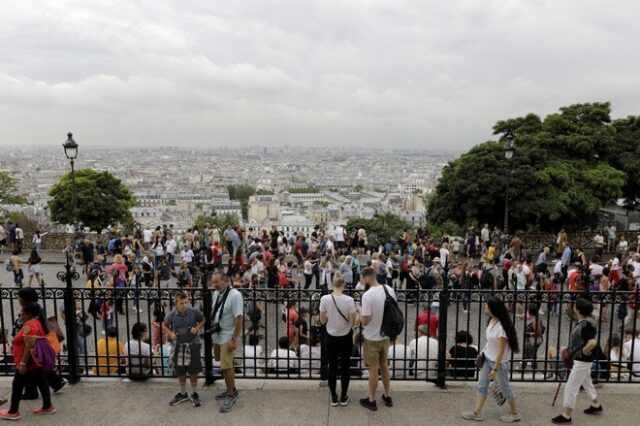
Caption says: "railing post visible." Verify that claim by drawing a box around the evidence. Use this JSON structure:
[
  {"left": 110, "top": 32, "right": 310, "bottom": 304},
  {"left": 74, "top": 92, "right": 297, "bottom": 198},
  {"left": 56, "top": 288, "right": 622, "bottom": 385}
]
[
  {"left": 63, "top": 255, "right": 79, "bottom": 384},
  {"left": 320, "top": 288, "right": 328, "bottom": 381},
  {"left": 202, "top": 273, "right": 214, "bottom": 385},
  {"left": 435, "top": 284, "right": 449, "bottom": 388}
]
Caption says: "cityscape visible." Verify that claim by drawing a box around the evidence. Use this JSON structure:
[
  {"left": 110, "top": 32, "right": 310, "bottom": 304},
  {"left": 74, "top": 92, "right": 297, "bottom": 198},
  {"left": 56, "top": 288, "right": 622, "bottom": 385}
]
[{"left": 1, "top": 144, "right": 457, "bottom": 234}]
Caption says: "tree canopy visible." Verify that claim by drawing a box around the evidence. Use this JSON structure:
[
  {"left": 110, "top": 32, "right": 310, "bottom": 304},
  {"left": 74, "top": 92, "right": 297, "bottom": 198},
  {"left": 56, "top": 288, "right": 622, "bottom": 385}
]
[
  {"left": 428, "top": 102, "right": 631, "bottom": 232},
  {"left": 346, "top": 212, "right": 412, "bottom": 242},
  {"left": 48, "top": 169, "right": 137, "bottom": 231},
  {"left": 0, "top": 171, "right": 27, "bottom": 205},
  {"left": 193, "top": 213, "right": 239, "bottom": 231},
  {"left": 227, "top": 185, "right": 255, "bottom": 219}
]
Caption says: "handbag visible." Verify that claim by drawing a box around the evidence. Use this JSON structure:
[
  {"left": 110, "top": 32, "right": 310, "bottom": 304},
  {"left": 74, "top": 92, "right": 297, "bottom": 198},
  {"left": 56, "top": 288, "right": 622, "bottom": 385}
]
[
  {"left": 331, "top": 295, "right": 350, "bottom": 324},
  {"left": 489, "top": 381, "right": 506, "bottom": 406},
  {"left": 44, "top": 329, "right": 62, "bottom": 355},
  {"left": 475, "top": 352, "right": 486, "bottom": 369}
]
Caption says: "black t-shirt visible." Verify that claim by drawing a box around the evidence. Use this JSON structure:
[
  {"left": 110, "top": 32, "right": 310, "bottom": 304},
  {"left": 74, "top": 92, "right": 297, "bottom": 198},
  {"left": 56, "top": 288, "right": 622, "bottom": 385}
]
[
  {"left": 570, "top": 320, "right": 597, "bottom": 362},
  {"left": 295, "top": 318, "right": 308, "bottom": 345},
  {"left": 448, "top": 345, "right": 478, "bottom": 378},
  {"left": 81, "top": 244, "right": 95, "bottom": 261}
]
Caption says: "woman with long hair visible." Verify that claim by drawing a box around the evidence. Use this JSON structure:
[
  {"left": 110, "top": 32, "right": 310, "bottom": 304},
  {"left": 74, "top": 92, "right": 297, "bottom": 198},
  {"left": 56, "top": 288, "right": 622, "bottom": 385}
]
[
  {"left": 462, "top": 295, "right": 520, "bottom": 423},
  {"left": 0, "top": 302, "right": 55, "bottom": 420}
]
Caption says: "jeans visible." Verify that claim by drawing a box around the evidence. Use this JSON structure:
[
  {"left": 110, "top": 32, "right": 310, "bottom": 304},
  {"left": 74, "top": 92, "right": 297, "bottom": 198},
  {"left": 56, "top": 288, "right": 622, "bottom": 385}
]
[
  {"left": 10, "top": 368, "right": 51, "bottom": 413},
  {"left": 476, "top": 358, "right": 516, "bottom": 400},
  {"left": 326, "top": 331, "right": 353, "bottom": 398},
  {"left": 304, "top": 273, "right": 313, "bottom": 290}
]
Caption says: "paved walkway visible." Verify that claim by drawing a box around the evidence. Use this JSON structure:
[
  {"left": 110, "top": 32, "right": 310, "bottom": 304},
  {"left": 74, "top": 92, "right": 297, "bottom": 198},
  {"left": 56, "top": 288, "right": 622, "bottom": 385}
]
[{"left": 0, "top": 378, "right": 633, "bottom": 425}]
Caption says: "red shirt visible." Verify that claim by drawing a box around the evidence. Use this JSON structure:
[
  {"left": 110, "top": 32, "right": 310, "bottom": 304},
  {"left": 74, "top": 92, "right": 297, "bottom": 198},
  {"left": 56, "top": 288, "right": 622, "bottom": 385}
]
[
  {"left": 13, "top": 318, "right": 45, "bottom": 370},
  {"left": 212, "top": 245, "right": 223, "bottom": 262},
  {"left": 568, "top": 270, "right": 581, "bottom": 292},
  {"left": 416, "top": 310, "right": 439, "bottom": 337}
]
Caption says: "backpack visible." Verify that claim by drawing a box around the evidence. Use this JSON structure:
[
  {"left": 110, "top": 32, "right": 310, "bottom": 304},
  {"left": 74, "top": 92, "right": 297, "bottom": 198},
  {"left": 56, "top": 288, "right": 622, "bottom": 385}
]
[
  {"left": 380, "top": 285, "right": 404, "bottom": 340},
  {"left": 480, "top": 270, "right": 494, "bottom": 289}
]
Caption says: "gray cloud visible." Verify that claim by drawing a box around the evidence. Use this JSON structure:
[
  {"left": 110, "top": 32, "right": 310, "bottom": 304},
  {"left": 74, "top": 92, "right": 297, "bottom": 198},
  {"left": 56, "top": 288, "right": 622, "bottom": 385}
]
[{"left": 0, "top": 0, "right": 638, "bottom": 149}]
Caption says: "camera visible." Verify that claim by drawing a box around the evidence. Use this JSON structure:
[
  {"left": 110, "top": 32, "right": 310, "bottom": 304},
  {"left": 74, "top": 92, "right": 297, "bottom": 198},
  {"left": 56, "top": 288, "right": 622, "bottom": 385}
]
[{"left": 202, "top": 323, "right": 221, "bottom": 336}]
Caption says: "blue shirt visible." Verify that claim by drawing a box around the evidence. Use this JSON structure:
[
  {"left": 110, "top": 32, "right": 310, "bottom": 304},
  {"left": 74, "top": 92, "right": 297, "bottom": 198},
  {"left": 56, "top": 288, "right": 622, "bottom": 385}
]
[
  {"left": 211, "top": 287, "right": 243, "bottom": 345},
  {"left": 561, "top": 247, "right": 572, "bottom": 267}
]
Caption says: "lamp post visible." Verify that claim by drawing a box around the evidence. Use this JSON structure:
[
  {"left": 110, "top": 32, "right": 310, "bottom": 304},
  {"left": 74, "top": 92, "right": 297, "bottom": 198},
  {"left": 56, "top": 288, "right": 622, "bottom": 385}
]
[
  {"left": 503, "top": 133, "right": 515, "bottom": 236},
  {"left": 62, "top": 132, "right": 80, "bottom": 384}
]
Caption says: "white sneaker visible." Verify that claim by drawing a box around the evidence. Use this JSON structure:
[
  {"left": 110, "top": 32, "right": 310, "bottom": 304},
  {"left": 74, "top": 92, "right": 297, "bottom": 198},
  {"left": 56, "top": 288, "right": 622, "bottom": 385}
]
[
  {"left": 461, "top": 411, "right": 484, "bottom": 421},
  {"left": 500, "top": 412, "right": 521, "bottom": 423}
]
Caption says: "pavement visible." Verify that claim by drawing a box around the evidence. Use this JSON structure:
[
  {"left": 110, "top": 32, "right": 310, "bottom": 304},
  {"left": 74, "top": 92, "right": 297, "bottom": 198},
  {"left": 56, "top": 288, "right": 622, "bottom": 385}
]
[{"left": 0, "top": 378, "right": 633, "bottom": 426}]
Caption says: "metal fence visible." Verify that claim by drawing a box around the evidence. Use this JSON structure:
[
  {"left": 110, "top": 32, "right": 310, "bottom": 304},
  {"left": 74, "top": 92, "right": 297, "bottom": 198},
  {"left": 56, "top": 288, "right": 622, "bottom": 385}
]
[{"left": 2, "top": 284, "right": 639, "bottom": 385}]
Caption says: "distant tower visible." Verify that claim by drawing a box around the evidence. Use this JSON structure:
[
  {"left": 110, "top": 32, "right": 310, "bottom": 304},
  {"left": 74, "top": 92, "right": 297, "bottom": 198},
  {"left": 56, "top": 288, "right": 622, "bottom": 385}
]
[{"left": 264, "top": 146, "right": 268, "bottom": 154}]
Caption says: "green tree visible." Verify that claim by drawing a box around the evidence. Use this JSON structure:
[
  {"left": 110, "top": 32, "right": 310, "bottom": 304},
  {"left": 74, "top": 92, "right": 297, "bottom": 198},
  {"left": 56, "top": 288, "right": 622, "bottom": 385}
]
[
  {"left": 346, "top": 212, "right": 412, "bottom": 242},
  {"left": 48, "top": 169, "right": 137, "bottom": 231},
  {"left": 0, "top": 171, "right": 27, "bottom": 205},
  {"left": 353, "top": 184, "right": 363, "bottom": 192},
  {"left": 256, "top": 188, "right": 275, "bottom": 195},
  {"left": 193, "top": 213, "right": 239, "bottom": 231},
  {"left": 428, "top": 102, "right": 628, "bottom": 231},
  {"left": 288, "top": 186, "right": 318, "bottom": 193},
  {"left": 166, "top": 199, "right": 177, "bottom": 206},
  {"left": 227, "top": 185, "right": 255, "bottom": 219}
]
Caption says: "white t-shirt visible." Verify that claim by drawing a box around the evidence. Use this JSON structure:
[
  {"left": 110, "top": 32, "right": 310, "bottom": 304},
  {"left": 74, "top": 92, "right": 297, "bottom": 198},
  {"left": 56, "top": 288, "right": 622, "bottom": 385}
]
[
  {"left": 299, "top": 344, "right": 321, "bottom": 372},
  {"left": 335, "top": 227, "right": 345, "bottom": 242},
  {"left": 243, "top": 345, "right": 264, "bottom": 374},
  {"left": 387, "top": 343, "right": 410, "bottom": 377},
  {"left": 267, "top": 349, "right": 299, "bottom": 371},
  {"left": 181, "top": 249, "right": 194, "bottom": 263},
  {"left": 361, "top": 284, "right": 396, "bottom": 341},
  {"left": 154, "top": 244, "right": 164, "bottom": 256},
  {"left": 439, "top": 248, "right": 450, "bottom": 266},
  {"left": 303, "top": 260, "right": 313, "bottom": 275},
  {"left": 409, "top": 336, "right": 439, "bottom": 378},
  {"left": 320, "top": 293, "right": 355, "bottom": 337},
  {"left": 483, "top": 320, "right": 512, "bottom": 363},
  {"left": 124, "top": 340, "right": 152, "bottom": 376},
  {"left": 618, "top": 240, "right": 629, "bottom": 252},
  {"left": 325, "top": 240, "right": 334, "bottom": 253},
  {"left": 623, "top": 338, "right": 640, "bottom": 373},
  {"left": 143, "top": 229, "right": 152, "bottom": 243},
  {"left": 589, "top": 263, "right": 604, "bottom": 277},
  {"left": 165, "top": 239, "right": 177, "bottom": 254},
  {"left": 553, "top": 261, "right": 562, "bottom": 275},
  {"left": 631, "top": 261, "right": 640, "bottom": 279},
  {"left": 386, "top": 259, "right": 394, "bottom": 278}
]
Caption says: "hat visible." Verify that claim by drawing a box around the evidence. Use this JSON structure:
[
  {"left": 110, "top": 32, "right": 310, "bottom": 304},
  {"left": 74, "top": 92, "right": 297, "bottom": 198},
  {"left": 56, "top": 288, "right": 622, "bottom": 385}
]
[
  {"left": 433, "top": 257, "right": 441, "bottom": 263},
  {"left": 418, "top": 324, "right": 430, "bottom": 335}
]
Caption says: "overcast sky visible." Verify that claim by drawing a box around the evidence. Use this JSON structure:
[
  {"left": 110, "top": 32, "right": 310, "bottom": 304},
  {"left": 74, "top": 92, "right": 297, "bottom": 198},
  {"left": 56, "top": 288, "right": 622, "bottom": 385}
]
[{"left": 0, "top": 0, "right": 638, "bottom": 150}]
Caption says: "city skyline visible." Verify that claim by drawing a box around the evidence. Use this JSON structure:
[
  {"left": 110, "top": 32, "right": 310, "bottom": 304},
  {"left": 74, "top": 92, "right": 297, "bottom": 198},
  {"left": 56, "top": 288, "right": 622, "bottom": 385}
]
[{"left": 1, "top": 1, "right": 639, "bottom": 149}]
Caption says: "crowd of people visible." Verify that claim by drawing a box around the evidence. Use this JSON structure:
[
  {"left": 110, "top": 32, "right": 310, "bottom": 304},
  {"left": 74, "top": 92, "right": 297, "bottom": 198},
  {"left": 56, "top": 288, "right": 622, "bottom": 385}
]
[{"left": 1, "top": 220, "right": 639, "bottom": 421}]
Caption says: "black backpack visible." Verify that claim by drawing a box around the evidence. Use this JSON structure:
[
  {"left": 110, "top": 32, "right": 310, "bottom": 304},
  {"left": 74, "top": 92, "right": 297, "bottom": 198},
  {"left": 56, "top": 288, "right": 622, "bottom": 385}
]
[{"left": 381, "top": 285, "right": 404, "bottom": 340}]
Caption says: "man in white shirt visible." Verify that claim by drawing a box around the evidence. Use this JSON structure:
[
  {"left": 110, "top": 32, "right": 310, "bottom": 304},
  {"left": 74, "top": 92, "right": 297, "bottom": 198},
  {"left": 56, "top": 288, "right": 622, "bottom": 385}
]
[
  {"left": 439, "top": 243, "right": 450, "bottom": 270},
  {"left": 622, "top": 328, "right": 640, "bottom": 375},
  {"left": 335, "top": 225, "right": 346, "bottom": 255},
  {"left": 605, "top": 223, "right": 617, "bottom": 254},
  {"left": 358, "top": 267, "right": 396, "bottom": 411},
  {"left": 165, "top": 234, "right": 177, "bottom": 268},
  {"left": 408, "top": 324, "right": 439, "bottom": 378},
  {"left": 481, "top": 224, "right": 490, "bottom": 254},
  {"left": 142, "top": 228, "right": 152, "bottom": 249}
]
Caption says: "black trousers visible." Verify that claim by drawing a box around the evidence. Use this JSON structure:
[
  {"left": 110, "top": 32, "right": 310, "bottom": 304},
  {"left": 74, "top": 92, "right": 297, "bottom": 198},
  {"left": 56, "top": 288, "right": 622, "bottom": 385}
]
[
  {"left": 326, "top": 331, "right": 353, "bottom": 398},
  {"left": 24, "top": 370, "right": 64, "bottom": 397},
  {"left": 11, "top": 369, "right": 51, "bottom": 414},
  {"left": 304, "top": 274, "right": 313, "bottom": 289}
]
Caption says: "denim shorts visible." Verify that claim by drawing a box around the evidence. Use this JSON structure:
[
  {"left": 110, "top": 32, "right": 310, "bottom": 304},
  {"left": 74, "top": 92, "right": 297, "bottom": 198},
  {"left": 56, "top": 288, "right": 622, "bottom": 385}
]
[{"left": 476, "top": 358, "right": 516, "bottom": 400}]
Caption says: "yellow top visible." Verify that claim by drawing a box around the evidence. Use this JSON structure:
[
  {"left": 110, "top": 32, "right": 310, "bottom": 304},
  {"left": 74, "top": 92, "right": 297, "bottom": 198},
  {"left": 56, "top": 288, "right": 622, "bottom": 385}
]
[{"left": 94, "top": 337, "right": 124, "bottom": 375}]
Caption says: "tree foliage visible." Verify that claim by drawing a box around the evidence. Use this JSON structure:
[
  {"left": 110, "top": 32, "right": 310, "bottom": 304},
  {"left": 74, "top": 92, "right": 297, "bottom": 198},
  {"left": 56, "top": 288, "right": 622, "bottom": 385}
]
[
  {"left": 227, "top": 185, "right": 256, "bottom": 219},
  {"left": 48, "top": 169, "right": 137, "bottom": 231},
  {"left": 428, "top": 102, "right": 630, "bottom": 232},
  {"left": 0, "top": 171, "right": 27, "bottom": 205},
  {"left": 346, "top": 212, "right": 412, "bottom": 242},
  {"left": 287, "top": 186, "right": 319, "bottom": 193},
  {"left": 193, "top": 213, "right": 239, "bottom": 231}
]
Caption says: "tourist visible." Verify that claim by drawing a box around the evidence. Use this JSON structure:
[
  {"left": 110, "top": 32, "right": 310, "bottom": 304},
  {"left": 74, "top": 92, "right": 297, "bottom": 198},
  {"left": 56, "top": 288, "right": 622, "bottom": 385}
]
[
  {"left": 448, "top": 331, "right": 478, "bottom": 379},
  {"left": 14, "top": 224, "right": 24, "bottom": 254},
  {"left": 552, "top": 298, "right": 603, "bottom": 424},
  {"left": 0, "top": 302, "right": 56, "bottom": 420},
  {"left": 94, "top": 326, "right": 124, "bottom": 376},
  {"left": 462, "top": 295, "right": 521, "bottom": 422},
  {"left": 409, "top": 324, "right": 439, "bottom": 378},
  {"left": 387, "top": 336, "right": 411, "bottom": 379},
  {"left": 299, "top": 333, "right": 321, "bottom": 376},
  {"left": 163, "top": 292, "right": 205, "bottom": 407},
  {"left": 242, "top": 334, "right": 264, "bottom": 377},
  {"left": 210, "top": 272, "right": 243, "bottom": 413},
  {"left": 124, "top": 322, "right": 153, "bottom": 380},
  {"left": 10, "top": 249, "right": 24, "bottom": 287},
  {"left": 622, "top": 326, "right": 640, "bottom": 376},
  {"left": 320, "top": 273, "right": 358, "bottom": 405},
  {"left": 27, "top": 249, "right": 43, "bottom": 287},
  {"left": 358, "top": 266, "right": 396, "bottom": 411},
  {"left": 268, "top": 336, "right": 299, "bottom": 374},
  {"left": 31, "top": 230, "right": 47, "bottom": 256}
]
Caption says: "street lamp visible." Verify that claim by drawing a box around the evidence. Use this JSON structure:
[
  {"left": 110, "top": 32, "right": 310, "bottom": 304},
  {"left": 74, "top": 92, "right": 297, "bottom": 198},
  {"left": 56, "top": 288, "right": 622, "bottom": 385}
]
[
  {"left": 62, "top": 132, "right": 79, "bottom": 230},
  {"left": 503, "top": 133, "right": 515, "bottom": 235},
  {"left": 61, "top": 132, "right": 80, "bottom": 384}
]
